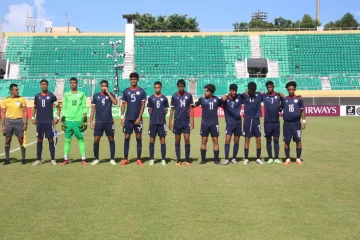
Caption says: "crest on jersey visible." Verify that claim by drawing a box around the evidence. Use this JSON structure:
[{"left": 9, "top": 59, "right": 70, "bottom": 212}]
[
  {"left": 286, "top": 100, "right": 288, "bottom": 102},
  {"left": 136, "top": 91, "right": 140, "bottom": 95},
  {"left": 128, "top": 92, "right": 130, "bottom": 95},
  {"left": 294, "top": 99, "right": 298, "bottom": 103},
  {"left": 255, "top": 94, "right": 258, "bottom": 97},
  {"left": 106, "top": 96, "right": 109, "bottom": 99},
  {"left": 77, "top": 94, "right": 81, "bottom": 97},
  {"left": 275, "top": 96, "right": 278, "bottom": 99},
  {"left": 185, "top": 96, "right": 188, "bottom": 100},
  {"left": 38, "top": 97, "right": 41, "bottom": 99},
  {"left": 235, "top": 99, "right": 239, "bottom": 102},
  {"left": 98, "top": 96, "right": 100, "bottom": 99},
  {"left": 227, "top": 100, "right": 229, "bottom": 102},
  {"left": 47, "top": 96, "right": 50, "bottom": 99},
  {"left": 214, "top": 99, "right": 217, "bottom": 102},
  {"left": 160, "top": 98, "right": 163, "bottom": 101}
]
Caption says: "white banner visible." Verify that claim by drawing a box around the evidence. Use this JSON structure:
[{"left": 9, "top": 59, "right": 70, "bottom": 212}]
[{"left": 340, "top": 105, "right": 360, "bottom": 116}]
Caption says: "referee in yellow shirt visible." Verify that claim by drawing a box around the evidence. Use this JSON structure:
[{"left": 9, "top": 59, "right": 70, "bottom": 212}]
[{"left": 1, "top": 84, "right": 28, "bottom": 165}]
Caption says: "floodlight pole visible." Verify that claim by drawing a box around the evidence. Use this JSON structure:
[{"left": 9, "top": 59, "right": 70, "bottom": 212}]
[{"left": 107, "top": 41, "right": 125, "bottom": 98}]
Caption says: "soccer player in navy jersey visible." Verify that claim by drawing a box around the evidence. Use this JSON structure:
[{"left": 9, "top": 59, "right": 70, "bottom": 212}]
[
  {"left": 169, "top": 79, "right": 195, "bottom": 166},
  {"left": 32, "top": 79, "right": 61, "bottom": 166},
  {"left": 120, "top": 72, "right": 147, "bottom": 166},
  {"left": 282, "top": 81, "right": 306, "bottom": 165},
  {"left": 90, "top": 80, "right": 118, "bottom": 166},
  {"left": 263, "top": 81, "right": 283, "bottom": 164},
  {"left": 241, "top": 82, "right": 264, "bottom": 165},
  {"left": 221, "top": 84, "right": 242, "bottom": 165},
  {"left": 195, "top": 84, "right": 222, "bottom": 164},
  {"left": 147, "top": 81, "right": 169, "bottom": 166}
]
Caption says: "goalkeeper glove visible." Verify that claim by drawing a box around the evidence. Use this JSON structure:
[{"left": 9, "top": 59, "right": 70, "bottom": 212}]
[
  {"left": 80, "top": 116, "right": 88, "bottom": 131},
  {"left": 61, "top": 116, "right": 66, "bottom": 131}
]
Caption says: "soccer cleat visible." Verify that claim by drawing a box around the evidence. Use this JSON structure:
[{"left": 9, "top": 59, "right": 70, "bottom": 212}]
[
  {"left": 82, "top": 160, "right": 88, "bottom": 165},
  {"left": 161, "top": 160, "right": 167, "bottom": 166},
  {"left": 110, "top": 159, "right": 117, "bottom": 166},
  {"left": 274, "top": 159, "right": 282, "bottom": 164},
  {"left": 284, "top": 159, "right": 291, "bottom": 165},
  {"left": 243, "top": 159, "right": 249, "bottom": 165},
  {"left": 267, "top": 158, "right": 274, "bottom": 164},
  {"left": 296, "top": 159, "right": 303, "bottom": 165},
  {"left": 200, "top": 160, "right": 207, "bottom": 165},
  {"left": 3, "top": 160, "right": 10, "bottom": 165},
  {"left": 175, "top": 161, "right": 182, "bottom": 166},
  {"left": 136, "top": 159, "right": 143, "bottom": 166},
  {"left": 222, "top": 159, "right": 230, "bottom": 165},
  {"left": 50, "top": 160, "right": 57, "bottom": 166},
  {"left": 91, "top": 159, "right": 100, "bottom": 166},
  {"left": 231, "top": 159, "right": 238, "bottom": 164},
  {"left": 256, "top": 159, "right": 264, "bottom": 165},
  {"left": 214, "top": 160, "right": 221, "bottom": 165},
  {"left": 60, "top": 160, "right": 69, "bottom": 165},
  {"left": 22, "top": 160, "right": 28, "bottom": 165},
  {"left": 32, "top": 160, "right": 42, "bottom": 166},
  {"left": 185, "top": 162, "right": 191, "bottom": 166},
  {"left": 149, "top": 160, "right": 155, "bottom": 166},
  {"left": 120, "top": 159, "right": 129, "bottom": 166}
]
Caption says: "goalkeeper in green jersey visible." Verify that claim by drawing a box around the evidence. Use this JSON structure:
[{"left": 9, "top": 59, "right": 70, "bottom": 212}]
[{"left": 60, "top": 77, "right": 88, "bottom": 165}]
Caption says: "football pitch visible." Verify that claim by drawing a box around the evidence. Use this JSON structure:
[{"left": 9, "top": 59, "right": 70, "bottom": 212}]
[{"left": 0, "top": 117, "right": 359, "bottom": 240}]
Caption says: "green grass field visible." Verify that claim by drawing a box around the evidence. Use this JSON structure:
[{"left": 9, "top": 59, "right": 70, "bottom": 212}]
[{"left": 0, "top": 117, "right": 359, "bottom": 240}]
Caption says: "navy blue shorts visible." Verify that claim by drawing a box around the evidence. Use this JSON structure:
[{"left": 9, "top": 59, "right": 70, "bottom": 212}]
[
  {"left": 200, "top": 124, "right": 219, "bottom": 137},
  {"left": 264, "top": 122, "right": 280, "bottom": 138},
  {"left": 149, "top": 124, "right": 167, "bottom": 137},
  {"left": 36, "top": 123, "right": 54, "bottom": 139},
  {"left": 225, "top": 122, "right": 242, "bottom": 136},
  {"left": 123, "top": 119, "right": 143, "bottom": 134},
  {"left": 173, "top": 121, "right": 190, "bottom": 135},
  {"left": 283, "top": 121, "right": 302, "bottom": 143},
  {"left": 94, "top": 122, "right": 115, "bottom": 137},
  {"left": 243, "top": 118, "right": 261, "bottom": 138}
]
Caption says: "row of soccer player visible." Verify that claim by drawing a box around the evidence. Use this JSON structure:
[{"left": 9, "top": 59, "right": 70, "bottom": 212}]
[{"left": 1, "top": 72, "right": 305, "bottom": 166}]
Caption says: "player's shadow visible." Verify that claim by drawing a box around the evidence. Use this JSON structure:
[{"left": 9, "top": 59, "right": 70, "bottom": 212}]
[{"left": 1, "top": 158, "right": 37, "bottom": 164}]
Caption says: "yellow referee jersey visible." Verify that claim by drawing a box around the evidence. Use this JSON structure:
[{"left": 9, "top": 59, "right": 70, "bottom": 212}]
[{"left": 1, "top": 97, "right": 27, "bottom": 119}]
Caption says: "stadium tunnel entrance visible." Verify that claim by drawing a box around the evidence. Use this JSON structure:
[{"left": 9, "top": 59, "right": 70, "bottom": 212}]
[{"left": 247, "top": 58, "right": 268, "bottom": 78}]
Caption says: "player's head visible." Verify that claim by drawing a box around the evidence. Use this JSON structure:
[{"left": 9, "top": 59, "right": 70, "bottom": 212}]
[
  {"left": 129, "top": 72, "right": 139, "bottom": 88},
  {"left": 70, "top": 77, "right": 78, "bottom": 91},
  {"left": 286, "top": 81, "right": 297, "bottom": 96},
  {"left": 100, "top": 80, "right": 108, "bottom": 93},
  {"left": 204, "top": 84, "right": 215, "bottom": 98},
  {"left": 177, "top": 79, "right": 186, "bottom": 93},
  {"left": 229, "top": 84, "right": 238, "bottom": 97},
  {"left": 40, "top": 79, "right": 49, "bottom": 92},
  {"left": 247, "top": 82, "right": 257, "bottom": 95},
  {"left": 266, "top": 81, "right": 274, "bottom": 94},
  {"left": 154, "top": 81, "right": 162, "bottom": 94},
  {"left": 9, "top": 83, "right": 19, "bottom": 97}
]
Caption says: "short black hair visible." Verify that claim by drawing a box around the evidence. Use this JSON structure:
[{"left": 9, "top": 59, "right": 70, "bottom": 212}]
[
  {"left": 70, "top": 77, "right": 78, "bottom": 83},
  {"left": 177, "top": 79, "right": 186, "bottom": 87},
  {"left": 9, "top": 83, "right": 18, "bottom": 91},
  {"left": 100, "top": 80, "right": 108, "bottom": 86},
  {"left": 286, "top": 81, "right": 297, "bottom": 89},
  {"left": 40, "top": 79, "right": 48, "bottom": 84},
  {"left": 266, "top": 81, "right": 274, "bottom": 87},
  {"left": 248, "top": 82, "right": 257, "bottom": 92},
  {"left": 129, "top": 72, "right": 139, "bottom": 80},
  {"left": 229, "top": 84, "right": 238, "bottom": 91},
  {"left": 204, "top": 84, "right": 216, "bottom": 94},
  {"left": 154, "top": 81, "right": 162, "bottom": 87}
]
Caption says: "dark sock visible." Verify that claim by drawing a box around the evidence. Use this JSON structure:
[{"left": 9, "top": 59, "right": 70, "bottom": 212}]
[
  {"left": 109, "top": 141, "right": 115, "bottom": 160},
  {"left": 175, "top": 142, "right": 181, "bottom": 161},
  {"left": 232, "top": 144, "right": 239, "bottom": 160},
  {"left": 214, "top": 150, "right": 219, "bottom": 161},
  {"left": 136, "top": 138, "right": 142, "bottom": 159},
  {"left": 201, "top": 149, "right": 206, "bottom": 162},
  {"left": 274, "top": 139, "right": 280, "bottom": 158},
  {"left": 256, "top": 148, "right": 261, "bottom": 159},
  {"left": 244, "top": 148, "right": 249, "bottom": 159},
  {"left": 266, "top": 140, "right": 272, "bottom": 158},
  {"left": 161, "top": 143, "right": 166, "bottom": 160},
  {"left": 49, "top": 141, "right": 55, "bottom": 160},
  {"left": 94, "top": 142, "right": 99, "bottom": 160},
  {"left": 185, "top": 144, "right": 190, "bottom": 162},
  {"left": 5, "top": 145, "right": 10, "bottom": 162},
  {"left": 21, "top": 146, "right": 26, "bottom": 161},
  {"left": 285, "top": 148, "right": 290, "bottom": 159},
  {"left": 149, "top": 142, "right": 154, "bottom": 159},
  {"left": 124, "top": 138, "right": 130, "bottom": 159},
  {"left": 37, "top": 141, "right": 43, "bottom": 160},
  {"left": 296, "top": 148, "right": 302, "bottom": 159},
  {"left": 224, "top": 144, "right": 230, "bottom": 160}
]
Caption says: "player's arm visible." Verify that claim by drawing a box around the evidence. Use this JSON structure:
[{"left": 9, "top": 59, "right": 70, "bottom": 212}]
[
  {"left": 90, "top": 96, "right": 96, "bottom": 130},
  {"left": 274, "top": 91, "right": 286, "bottom": 99},
  {"left": 147, "top": 97, "right": 152, "bottom": 115},
  {"left": 301, "top": 99, "right": 306, "bottom": 130},
  {"left": 22, "top": 98, "right": 28, "bottom": 131},
  {"left": 61, "top": 94, "right": 67, "bottom": 131},
  {"left": 1, "top": 102, "right": 6, "bottom": 134},
  {"left": 189, "top": 95, "right": 195, "bottom": 129},
  {"left": 195, "top": 97, "right": 202, "bottom": 107},
  {"left": 32, "top": 98, "right": 37, "bottom": 125},
  {"left": 108, "top": 92, "right": 118, "bottom": 105},
  {"left": 168, "top": 96, "right": 174, "bottom": 130},
  {"left": 53, "top": 96, "right": 60, "bottom": 124},
  {"left": 221, "top": 94, "right": 228, "bottom": 102},
  {"left": 135, "top": 92, "right": 146, "bottom": 125}
]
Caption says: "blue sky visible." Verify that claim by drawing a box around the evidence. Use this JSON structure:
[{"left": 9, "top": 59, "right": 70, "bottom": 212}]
[{"left": 1, "top": 0, "right": 360, "bottom": 32}]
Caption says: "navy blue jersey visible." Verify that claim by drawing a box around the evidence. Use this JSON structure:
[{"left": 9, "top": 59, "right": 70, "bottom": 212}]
[
  {"left": 222, "top": 94, "right": 243, "bottom": 125},
  {"left": 121, "top": 87, "right": 147, "bottom": 121},
  {"left": 282, "top": 96, "right": 304, "bottom": 122},
  {"left": 241, "top": 93, "right": 263, "bottom": 119},
  {"left": 91, "top": 92, "right": 115, "bottom": 123},
  {"left": 263, "top": 93, "right": 282, "bottom": 123},
  {"left": 170, "top": 92, "right": 194, "bottom": 122},
  {"left": 195, "top": 97, "right": 222, "bottom": 125},
  {"left": 34, "top": 92, "right": 58, "bottom": 123},
  {"left": 147, "top": 94, "right": 169, "bottom": 124}
]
